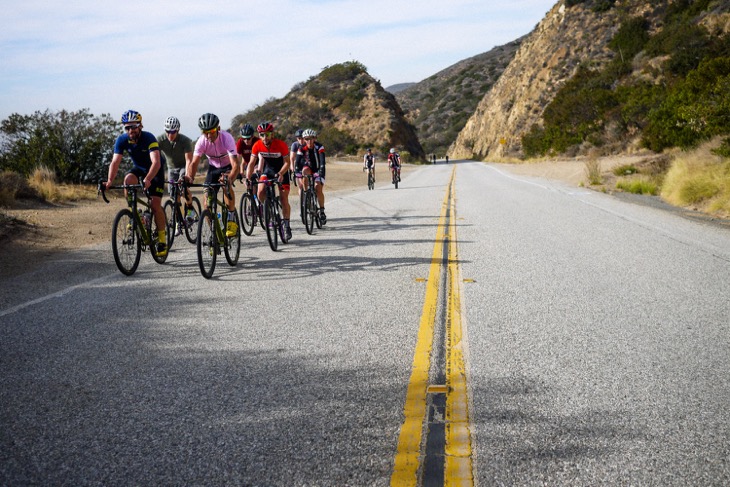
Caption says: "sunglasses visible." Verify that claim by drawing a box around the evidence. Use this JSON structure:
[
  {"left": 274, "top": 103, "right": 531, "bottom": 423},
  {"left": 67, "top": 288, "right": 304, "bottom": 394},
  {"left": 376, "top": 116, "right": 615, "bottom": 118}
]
[
  {"left": 304, "top": 137, "right": 315, "bottom": 141},
  {"left": 202, "top": 128, "right": 218, "bottom": 134},
  {"left": 166, "top": 130, "right": 178, "bottom": 134},
  {"left": 124, "top": 124, "right": 141, "bottom": 131},
  {"left": 259, "top": 132, "right": 272, "bottom": 137}
]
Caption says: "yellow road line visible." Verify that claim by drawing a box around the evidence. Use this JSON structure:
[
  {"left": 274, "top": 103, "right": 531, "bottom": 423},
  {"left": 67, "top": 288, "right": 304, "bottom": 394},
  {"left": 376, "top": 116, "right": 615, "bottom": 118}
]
[{"left": 391, "top": 167, "right": 473, "bottom": 486}]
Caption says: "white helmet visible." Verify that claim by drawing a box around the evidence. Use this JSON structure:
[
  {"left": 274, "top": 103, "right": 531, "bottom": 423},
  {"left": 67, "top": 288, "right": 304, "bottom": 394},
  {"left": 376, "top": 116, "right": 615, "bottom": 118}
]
[
  {"left": 390, "top": 148, "right": 396, "bottom": 154},
  {"left": 302, "top": 128, "right": 317, "bottom": 138},
  {"left": 164, "top": 116, "right": 181, "bottom": 132}
]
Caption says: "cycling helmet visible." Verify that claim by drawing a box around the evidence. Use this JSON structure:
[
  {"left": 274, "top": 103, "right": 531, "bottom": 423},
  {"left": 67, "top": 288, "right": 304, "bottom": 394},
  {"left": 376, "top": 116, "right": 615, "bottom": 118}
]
[
  {"left": 198, "top": 113, "right": 220, "bottom": 131},
  {"left": 302, "top": 128, "right": 317, "bottom": 138},
  {"left": 240, "top": 123, "right": 255, "bottom": 138},
  {"left": 121, "top": 110, "right": 142, "bottom": 124},
  {"left": 294, "top": 129, "right": 304, "bottom": 138},
  {"left": 390, "top": 148, "right": 396, "bottom": 154},
  {"left": 164, "top": 116, "right": 180, "bottom": 132},
  {"left": 257, "top": 121, "right": 274, "bottom": 134}
]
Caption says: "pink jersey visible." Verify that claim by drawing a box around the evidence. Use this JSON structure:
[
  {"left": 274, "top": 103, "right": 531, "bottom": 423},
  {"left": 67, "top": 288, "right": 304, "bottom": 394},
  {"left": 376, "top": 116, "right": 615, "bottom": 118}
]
[{"left": 194, "top": 130, "right": 237, "bottom": 169}]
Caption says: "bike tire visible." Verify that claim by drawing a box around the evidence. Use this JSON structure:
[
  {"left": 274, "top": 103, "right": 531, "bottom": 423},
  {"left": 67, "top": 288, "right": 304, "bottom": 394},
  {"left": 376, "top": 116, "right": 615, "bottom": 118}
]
[
  {"left": 197, "top": 209, "right": 217, "bottom": 279},
  {"left": 240, "top": 193, "right": 256, "bottom": 236},
  {"left": 163, "top": 200, "right": 176, "bottom": 250},
  {"left": 304, "top": 192, "right": 315, "bottom": 235},
  {"left": 112, "top": 209, "right": 141, "bottom": 276},
  {"left": 300, "top": 193, "right": 307, "bottom": 225},
  {"left": 264, "top": 199, "right": 278, "bottom": 251},
  {"left": 314, "top": 198, "right": 323, "bottom": 230},
  {"left": 224, "top": 209, "right": 241, "bottom": 266},
  {"left": 184, "top": 197, "right": 202, "bottom": 244}
]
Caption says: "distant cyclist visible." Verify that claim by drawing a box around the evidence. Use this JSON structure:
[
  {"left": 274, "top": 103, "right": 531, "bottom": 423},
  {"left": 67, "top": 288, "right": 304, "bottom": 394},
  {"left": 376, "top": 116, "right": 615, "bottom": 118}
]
[
  {"left": 295, "top": 128, "right": 327, "bottom": 225},
  {"left": 236, "top": 123, "right": 260, "bottom": 181},
  {"left": 105, "top": 109, "right": 168, "bottom": 256},
  {"left": 290, "top": 128, "right": 305, "bottom": 213},
  {"left": 157, "top": 116, "right": 196, "bottom": 229},
  {"left": 363, "top": 148, "right": 376, "bottom": 182},
  {"left": 185, "top": 113, "right": 240, "bottom": 237},
  {"left": 251, "top": 121, "right": 293, "bottom": 240},
  {"left": 388, "top": 148, "right": 401, "bottom": 183}
]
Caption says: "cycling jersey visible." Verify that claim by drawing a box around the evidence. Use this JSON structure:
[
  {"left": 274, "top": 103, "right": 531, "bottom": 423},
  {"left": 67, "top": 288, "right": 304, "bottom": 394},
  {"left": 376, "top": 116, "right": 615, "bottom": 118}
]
[
  {"left": 157, "top": 132, "right": 193, "bottom": 170},
  {"left": 114, "top": 131, "right": 166, "bottom": 173},
  {"left": 388, "top": 153, "right": 401, "bottom": 168},
  {"left": 364, "top": 153, "right": 375, "bottom": 168},
  {"left": 251, "top": 138, "right": 289, "bottom": 173},
  {"left": 194, "top": 130, "right": 237, "bottom": 169},
  {"left": 235, "top": 136, "right": 260, "bottom": 164},
  {"left": 296, "top": 142, "right": 326, "bottom": 179}
]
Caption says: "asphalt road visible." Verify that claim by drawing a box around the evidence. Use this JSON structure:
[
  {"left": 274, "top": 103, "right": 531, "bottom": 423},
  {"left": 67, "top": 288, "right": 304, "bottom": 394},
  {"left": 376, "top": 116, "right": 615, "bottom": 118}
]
[{"left": 1, "top": 162, "right": 729, "bottom": 485}]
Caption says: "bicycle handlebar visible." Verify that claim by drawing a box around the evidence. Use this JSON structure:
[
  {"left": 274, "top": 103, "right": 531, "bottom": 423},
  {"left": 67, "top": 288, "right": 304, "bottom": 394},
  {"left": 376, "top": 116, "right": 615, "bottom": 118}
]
[{"left": 97, "top": 181, "right": 148, "bottom": 204}]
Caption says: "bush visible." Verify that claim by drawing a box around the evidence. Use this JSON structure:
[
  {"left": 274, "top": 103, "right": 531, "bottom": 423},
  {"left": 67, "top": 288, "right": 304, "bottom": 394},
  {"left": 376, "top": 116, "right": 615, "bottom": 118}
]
[{"left": 616, "top": 177, "right": 659, "bottom": 195}]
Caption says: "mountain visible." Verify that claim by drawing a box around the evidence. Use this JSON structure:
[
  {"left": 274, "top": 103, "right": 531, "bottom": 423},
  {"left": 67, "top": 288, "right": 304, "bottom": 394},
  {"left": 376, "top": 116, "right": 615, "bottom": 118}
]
[
  {"left": 231, "top": 62, "right": 425, "bottom": 160},
  {"left": 449, "top": 0, "right": 730, "bottom": 160},
  {"left": 385, "top": 83, "right": 416, "bottom": 94},
  {"left": 395, "top": 37, "right": 524, "bottom": 157}
]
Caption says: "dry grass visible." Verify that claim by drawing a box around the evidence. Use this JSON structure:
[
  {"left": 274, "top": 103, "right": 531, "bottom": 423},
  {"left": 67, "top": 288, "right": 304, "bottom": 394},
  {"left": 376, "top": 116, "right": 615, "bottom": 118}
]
[
  {"left": 661, "top": 139, "right": 730, "bottom": 217},
  {"left": 584, "top": 157, "right": 603, "bottom": 185}
]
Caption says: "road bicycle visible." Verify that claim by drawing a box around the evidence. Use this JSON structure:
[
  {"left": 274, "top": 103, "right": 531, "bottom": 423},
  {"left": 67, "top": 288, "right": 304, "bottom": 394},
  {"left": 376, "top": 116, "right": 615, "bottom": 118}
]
[
  {"left": 238, "top": 176, "right": 265, "bottom": 236},
  {"left": 98, "top": 182, "right": 167, "bottom": 276},
  {"left": 261, "top": 177, "right": 290, "bottom": 251},
  {"left": 391, "top": 166, "right": 400, "bottom": 189},
  {"left": 302, "top": 173, "right": 322, "bottom": 235},
  {"left": 192, "top": 178, "right": 241, "bottom": 279},
  {"left": 366, "top": 167, "right": 375, "bottom": 190},
  {"left": 163, "top": 178, "right": 202, "bottom": 249}
]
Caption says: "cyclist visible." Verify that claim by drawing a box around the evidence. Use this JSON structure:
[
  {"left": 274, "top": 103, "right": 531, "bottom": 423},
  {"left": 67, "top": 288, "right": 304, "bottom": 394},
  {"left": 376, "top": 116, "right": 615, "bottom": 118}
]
[
  {"left": 363, "top": 148, "right": 375, "bottom": 182},
  {"left": 236, "top": 123, "right": 260, "bottom": 181},
  {"left": 185, "top": 113, "right": 240, "bottom": 237},
  {"left": 251, "top": 121, "right": 293, "bottom": 240},
  {"left": 295, "top": 128, "right": 327, "bottom": 225},
  {"left": 105, "top": 109, "right": 168, "bottom": 256},
  {"left": 388, "top": 148, "right": 402, "bottom": 183},
  {"left": 290, "top": 129, "right": 305, "bottom": 216},
  {"left": 157, "top": 116, "right": 196, "bottom": 232}
]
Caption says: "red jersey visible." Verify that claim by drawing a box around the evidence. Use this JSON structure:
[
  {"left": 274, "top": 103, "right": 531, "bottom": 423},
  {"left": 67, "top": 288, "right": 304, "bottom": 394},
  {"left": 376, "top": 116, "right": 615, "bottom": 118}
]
[
  {"left": 236, "top": 136, "right": 260, "bottom": 164},
  {"left": 251, "top": 138, "right": 289, "bottom": 172}
]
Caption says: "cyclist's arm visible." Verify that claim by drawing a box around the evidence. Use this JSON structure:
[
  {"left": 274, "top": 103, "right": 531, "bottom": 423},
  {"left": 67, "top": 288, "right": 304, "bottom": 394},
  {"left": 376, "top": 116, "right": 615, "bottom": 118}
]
[
  {"left": 187, "top": 153, "right": 202, "bottom": 182},
  {"left": 143, "top": 150, "right": 162, "bottom": 189},
  {"left": 278, "top": 154, "right": 291, "bottom": 180},
  {"left": 227, "top": 154, "right": 240, "bottom": 181},
  {"left": 105, "top": 153, "right": 123, "bottom": 189}
]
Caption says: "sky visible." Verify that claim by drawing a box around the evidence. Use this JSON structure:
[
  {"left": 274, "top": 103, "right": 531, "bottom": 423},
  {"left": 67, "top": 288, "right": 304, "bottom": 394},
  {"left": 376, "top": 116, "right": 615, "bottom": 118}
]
[{"left": 0, "top": 0, "right": 556, "bottom": 136}]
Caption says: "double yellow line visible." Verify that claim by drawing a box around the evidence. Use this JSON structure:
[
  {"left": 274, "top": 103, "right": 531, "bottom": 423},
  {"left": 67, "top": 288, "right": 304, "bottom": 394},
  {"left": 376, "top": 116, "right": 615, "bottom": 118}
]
[{"left": 391, "top": 167, "right": 473, "bottom": 486}]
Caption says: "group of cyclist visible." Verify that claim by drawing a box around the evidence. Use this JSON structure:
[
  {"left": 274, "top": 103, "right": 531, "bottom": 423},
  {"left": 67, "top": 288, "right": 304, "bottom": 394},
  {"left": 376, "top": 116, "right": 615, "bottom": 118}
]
[
  {"left": 104, "top": 109, "right": 329, "bottom": 257},
  {"left": 363, "top": 147, "right": 402, "bottom": 184}
]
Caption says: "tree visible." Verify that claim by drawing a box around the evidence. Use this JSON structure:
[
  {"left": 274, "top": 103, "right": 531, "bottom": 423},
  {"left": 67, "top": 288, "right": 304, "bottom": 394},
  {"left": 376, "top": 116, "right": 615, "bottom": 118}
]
[{"left": 0, "top": 109, "right": 119, "bottom": 183}]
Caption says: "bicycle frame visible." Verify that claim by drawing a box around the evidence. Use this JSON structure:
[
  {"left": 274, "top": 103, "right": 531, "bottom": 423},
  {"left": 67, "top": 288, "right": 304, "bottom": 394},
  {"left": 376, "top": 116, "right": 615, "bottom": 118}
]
[{"left": 99, "top": 183, "right": 155, "bottom": 247}]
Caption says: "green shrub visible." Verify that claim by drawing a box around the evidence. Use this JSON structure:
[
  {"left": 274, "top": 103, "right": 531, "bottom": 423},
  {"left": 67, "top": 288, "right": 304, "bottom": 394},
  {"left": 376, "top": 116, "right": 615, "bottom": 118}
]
[
  {"left": 613, "top": 164, "right": 638, "bottom": 176},
  {"left": 616, "top": 177, "right": 658, "bottom": 195}
]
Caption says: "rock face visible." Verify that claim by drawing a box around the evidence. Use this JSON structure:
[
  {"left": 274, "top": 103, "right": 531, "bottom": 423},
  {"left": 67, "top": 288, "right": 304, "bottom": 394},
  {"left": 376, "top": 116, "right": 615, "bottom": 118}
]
[
  {"left": 231, "top": 62, "right": 424, "bottom": 160},
  {"left": 449, "top": 1, "right": 624, "bottom": 160},
  {"left": 395, "top": 38, "right": 523, "bottom": 157}
]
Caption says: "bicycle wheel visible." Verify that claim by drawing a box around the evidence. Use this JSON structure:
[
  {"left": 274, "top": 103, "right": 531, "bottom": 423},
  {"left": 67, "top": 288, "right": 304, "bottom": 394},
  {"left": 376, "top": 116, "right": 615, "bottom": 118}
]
[
  {"left": 184, "top": 197, "right": 202, "bottom": 244},
  {"left": 224, "top": 209, "right": 241, "bottom": 266},
  {"left": 240, "top": 193, "right": 256, "bottom": 236},
  {"left": 304, "top": 192, "right": 315, "bottom": 235},
  {"left": 393, "top": 171, "right": 399, "bottom": 189},
  {"left": 368, "top": 173, "right": 374, "bottom": 190},
  {"left": 314, "top": 198, "right": 323, "bottom": 230},
  {"left": 197, "top": 209, "right": 217, "bottom": 278},
  {"left": 163, "top": 200, "right": 176, "bottom": 250},
  {"left": 300, "top": 192, "right": 306, "bottom": 225},
  {"left": 264, "top": 199, "right": 278, "bottom": 251},
  {"left": 150, "top": 214, "right": 168, "bottom": 264},
  {"left": 112, "top": 209, "right": 141, "bottom": 276}
]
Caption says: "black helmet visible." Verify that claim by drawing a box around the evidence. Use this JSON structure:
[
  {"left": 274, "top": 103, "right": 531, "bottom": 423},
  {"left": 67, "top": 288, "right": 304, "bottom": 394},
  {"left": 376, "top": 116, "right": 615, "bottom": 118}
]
[
  {"left": 198, "top": 113, "right": 220, "bottom": 131},
  {"left": 240, "top": 123, "right": 255, "bottom": 138},
  {"left": 294, "top": 129, "right": 304, "bottom": 138}
]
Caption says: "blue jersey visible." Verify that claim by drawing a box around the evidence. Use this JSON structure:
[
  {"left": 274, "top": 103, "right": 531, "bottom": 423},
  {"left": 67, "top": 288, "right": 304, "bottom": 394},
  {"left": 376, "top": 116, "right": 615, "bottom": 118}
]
[{"left": 114, "top": 130, "right": 166, "bottom": 172}]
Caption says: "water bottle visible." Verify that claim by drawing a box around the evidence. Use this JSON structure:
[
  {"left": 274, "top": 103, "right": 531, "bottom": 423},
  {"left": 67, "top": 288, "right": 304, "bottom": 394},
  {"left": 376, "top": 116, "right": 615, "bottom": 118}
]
[{"left": 143, "top": 210, "right": 151, "bottom": 227}]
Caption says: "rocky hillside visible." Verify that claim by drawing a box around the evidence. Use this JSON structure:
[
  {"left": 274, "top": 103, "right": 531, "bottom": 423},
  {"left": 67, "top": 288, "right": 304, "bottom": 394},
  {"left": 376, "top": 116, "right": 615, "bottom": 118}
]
[
  {"left": 450, "top": 0, "right": 730, "bottom": 160},
  {"left": 231, "top": 62, "right": 425, "bottom": 161},
  {"left": 395, "top": 38, "right": 523, "bottom": 157}
]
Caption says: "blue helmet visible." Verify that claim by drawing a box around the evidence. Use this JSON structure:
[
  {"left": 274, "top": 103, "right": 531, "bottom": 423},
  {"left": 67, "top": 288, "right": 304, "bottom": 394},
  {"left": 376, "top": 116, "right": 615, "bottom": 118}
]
[{"left": 121, "top": 110, "right": 142, "bottom": 124}]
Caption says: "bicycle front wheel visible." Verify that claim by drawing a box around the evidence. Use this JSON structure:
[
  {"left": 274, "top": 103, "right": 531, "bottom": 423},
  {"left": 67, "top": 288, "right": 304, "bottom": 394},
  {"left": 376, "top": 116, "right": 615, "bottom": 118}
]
[
  {"left": 197, "top": 209, "right": 217, "bottom": 278},
  {"left": 184, "top": 197, "right": 202, "bottom": 244},
  {"left": 304, "top": 192, "right": 315, "bottom": 235},
  {"left": 224, "top": 209, "right": 241, "bottom": 266},
  {"left": 163, "top": 200, "right": 176, "bottom": 250},
  {"left": 240, "top": 193, "right": 256, "bottom": 236},
  {"left": 112, "top": 209, "right": 141, "bottom": 276},
  {"left": 150, "top": 216, "right": 168, "bottom": 265},
  {"left": 264, "top": 199, "right": 278, "bottom": 251}
]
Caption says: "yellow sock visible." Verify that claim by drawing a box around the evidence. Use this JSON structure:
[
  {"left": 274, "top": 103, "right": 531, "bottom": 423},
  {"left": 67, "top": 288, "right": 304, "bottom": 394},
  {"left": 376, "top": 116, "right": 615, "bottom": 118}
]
[{"left": 158, "top": 229, "right": 166, "bottom": 242}]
